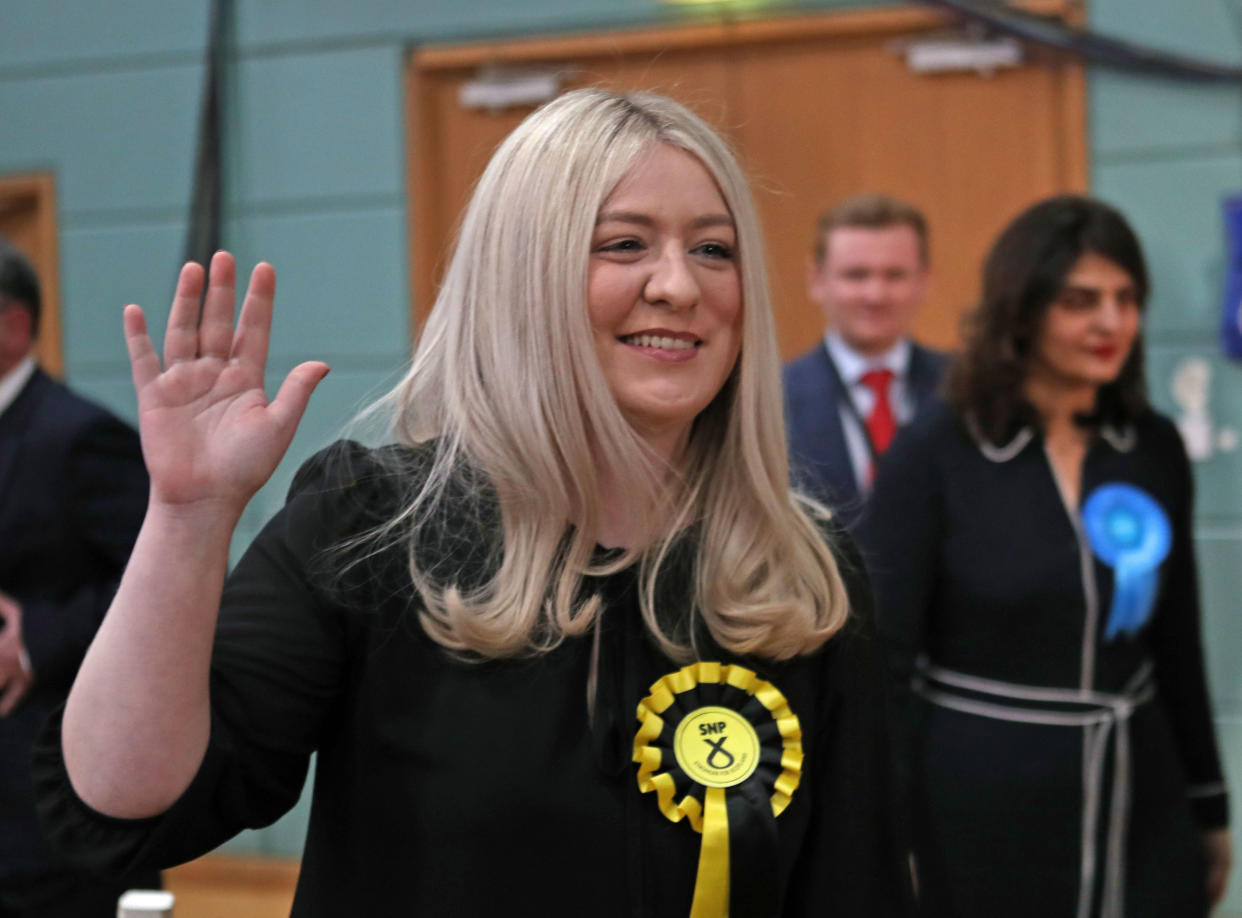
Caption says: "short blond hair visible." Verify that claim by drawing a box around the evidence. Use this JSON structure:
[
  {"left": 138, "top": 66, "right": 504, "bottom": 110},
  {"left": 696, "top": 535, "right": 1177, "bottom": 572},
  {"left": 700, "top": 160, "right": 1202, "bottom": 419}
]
[{"left": 813, "top": 192, "right": 929, "bottom": 266}]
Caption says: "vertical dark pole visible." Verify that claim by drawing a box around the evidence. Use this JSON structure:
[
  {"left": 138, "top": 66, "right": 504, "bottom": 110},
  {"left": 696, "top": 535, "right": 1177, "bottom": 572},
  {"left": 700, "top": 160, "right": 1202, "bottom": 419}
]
[{"left": 183, "top": 0, "right": 231, "bottom": 273}]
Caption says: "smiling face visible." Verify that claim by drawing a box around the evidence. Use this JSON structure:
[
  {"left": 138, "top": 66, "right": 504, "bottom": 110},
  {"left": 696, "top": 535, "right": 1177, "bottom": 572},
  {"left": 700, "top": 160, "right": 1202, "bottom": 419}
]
[
  {"left": 588, "top": 144, "right": 743, "bottom": 457},
  {"left": 808, "top": 224, "right": 928, "bottom": 357},
  {"left": 1028, "top": 251, "right": 1142, "bottom": 394}
]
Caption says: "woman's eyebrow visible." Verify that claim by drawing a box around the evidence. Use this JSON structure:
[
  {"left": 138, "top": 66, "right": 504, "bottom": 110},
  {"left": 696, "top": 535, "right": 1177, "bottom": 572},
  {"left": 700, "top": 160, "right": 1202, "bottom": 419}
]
[
  {"left": 595, "top": 211, "right": 652, "bottom": 226},
  {"left": 595, "top": 211, "right": 735, "bottom": 229}
]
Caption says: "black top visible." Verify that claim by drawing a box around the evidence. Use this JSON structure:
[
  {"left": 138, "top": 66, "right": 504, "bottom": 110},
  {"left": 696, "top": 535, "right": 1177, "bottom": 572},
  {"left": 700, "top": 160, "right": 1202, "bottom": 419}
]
[
  {"left": 859, "top": 402, "right": 1229, "bottom": 830},
  {"left": 35, "top": 441, "right": 911, "bottom": 916}
]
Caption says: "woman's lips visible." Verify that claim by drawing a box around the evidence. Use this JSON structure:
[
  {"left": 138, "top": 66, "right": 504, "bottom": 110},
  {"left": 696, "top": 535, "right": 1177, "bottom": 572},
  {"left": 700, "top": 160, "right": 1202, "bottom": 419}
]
[{"left": 618, "top": 331, "right": 701, "bottom": 362}]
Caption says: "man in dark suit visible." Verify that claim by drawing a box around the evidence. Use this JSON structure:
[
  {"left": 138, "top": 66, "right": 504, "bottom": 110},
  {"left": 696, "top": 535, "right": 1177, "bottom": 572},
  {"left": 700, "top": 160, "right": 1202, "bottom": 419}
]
[
  {"left": 0, "top": 239, "right": 155, "bottom": 917},
  {"left": 783, "top": 194, "right": 949, "bottom": 523}
]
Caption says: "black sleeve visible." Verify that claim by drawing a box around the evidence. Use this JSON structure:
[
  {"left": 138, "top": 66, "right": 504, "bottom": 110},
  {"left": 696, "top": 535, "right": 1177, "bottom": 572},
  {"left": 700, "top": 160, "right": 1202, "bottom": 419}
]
[
  {"left": 34, "top": 443, "right": 380, "bottom": 876},
  {"left": 856, "top": 416, "right": 944, "bottom": 817},
  {"left": 21, "top": 413, "right": 148, "bottom": 691},
  {"left": 785, "top": 527, "right": 915, "bottom": 917},
  {"left": 1145, "top": 420, "right": 1229, "bottom": 829}
]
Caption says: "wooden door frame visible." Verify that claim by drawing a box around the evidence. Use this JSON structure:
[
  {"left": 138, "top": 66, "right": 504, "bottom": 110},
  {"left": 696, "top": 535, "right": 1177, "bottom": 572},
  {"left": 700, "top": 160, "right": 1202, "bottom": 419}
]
[
  {"left": 0, "top": 172, "right": 63, "bottom": 377},
  {"left": 405, "top": 1, "right": 1086, "bottom": 335}
]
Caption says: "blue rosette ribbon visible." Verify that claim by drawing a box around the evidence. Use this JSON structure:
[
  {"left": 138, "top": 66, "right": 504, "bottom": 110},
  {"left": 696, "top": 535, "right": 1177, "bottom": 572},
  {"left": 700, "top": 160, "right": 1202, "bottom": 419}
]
[{"left": 1082, "top": 483, "right": 1172, "bottom": 640}]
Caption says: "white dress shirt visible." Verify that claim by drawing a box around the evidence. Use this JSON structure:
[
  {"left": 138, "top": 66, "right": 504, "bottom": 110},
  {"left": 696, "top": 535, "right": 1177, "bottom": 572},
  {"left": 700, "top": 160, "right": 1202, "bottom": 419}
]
[
  {"left": 823, "top": 333, "right": 913, "bottom": 493},
  {"left": 0, "top": 354, "right": 36, "bottom": 419}
]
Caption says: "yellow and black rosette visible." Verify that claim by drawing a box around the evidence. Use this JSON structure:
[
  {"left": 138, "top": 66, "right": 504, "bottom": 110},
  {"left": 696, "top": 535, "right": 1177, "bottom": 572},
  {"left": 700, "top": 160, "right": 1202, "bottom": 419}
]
[{"left": 633, "top": 661, "right": 802, "bottom": 918}]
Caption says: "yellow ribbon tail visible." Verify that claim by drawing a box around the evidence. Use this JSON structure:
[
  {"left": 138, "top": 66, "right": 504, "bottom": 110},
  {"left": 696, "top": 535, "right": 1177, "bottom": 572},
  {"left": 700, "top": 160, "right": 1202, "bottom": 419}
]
[{"left": 689, "top": 786, "right": 730, "bottom": 918}]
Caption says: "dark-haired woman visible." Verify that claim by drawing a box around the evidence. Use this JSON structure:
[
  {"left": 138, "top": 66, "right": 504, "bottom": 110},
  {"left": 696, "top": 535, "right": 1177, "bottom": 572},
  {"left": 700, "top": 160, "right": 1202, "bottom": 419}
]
[{"left": 861, "top": 195, "right": 1230, "bottom": 917}]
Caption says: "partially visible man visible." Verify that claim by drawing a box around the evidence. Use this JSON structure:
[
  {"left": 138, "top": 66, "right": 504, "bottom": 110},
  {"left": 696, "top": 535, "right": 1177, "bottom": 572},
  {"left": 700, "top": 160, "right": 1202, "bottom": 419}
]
[
  {"left": 783, "top": 193, "right": 949, "bottom": 522},
  {"left": 0, "top": 239, "right": 155, "bottom": 917}
]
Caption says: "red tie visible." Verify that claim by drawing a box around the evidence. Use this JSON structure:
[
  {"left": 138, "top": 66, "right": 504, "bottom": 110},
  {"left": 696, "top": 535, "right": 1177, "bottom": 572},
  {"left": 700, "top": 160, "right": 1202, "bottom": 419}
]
[{"left": 860, "top": 368, "right": 897, "bottom": 454}]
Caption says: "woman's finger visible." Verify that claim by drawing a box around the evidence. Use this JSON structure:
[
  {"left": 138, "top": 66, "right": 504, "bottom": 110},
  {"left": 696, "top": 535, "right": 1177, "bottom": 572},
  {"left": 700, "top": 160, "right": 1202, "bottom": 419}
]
[
  {"left": 163, "top": 262, "right": 205, "bottom": 366},
  {"left": 198, "top": 251, "right": 237, "bottom": 360},
  {"left": 124, "top": 304, "right": 162, "bottom": 390},
  {"left": 267, "top": 360, "right": 330, "bottom": 440},
  {"left": 230, "top": 262, "right": 276, "bottom": 375}
]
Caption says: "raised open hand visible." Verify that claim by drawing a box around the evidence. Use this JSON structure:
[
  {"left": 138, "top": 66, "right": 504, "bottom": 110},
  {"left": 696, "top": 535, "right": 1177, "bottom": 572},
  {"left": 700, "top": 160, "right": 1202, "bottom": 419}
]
[{"left": 125, "top": 251, "right": 329, "bottom": 515}]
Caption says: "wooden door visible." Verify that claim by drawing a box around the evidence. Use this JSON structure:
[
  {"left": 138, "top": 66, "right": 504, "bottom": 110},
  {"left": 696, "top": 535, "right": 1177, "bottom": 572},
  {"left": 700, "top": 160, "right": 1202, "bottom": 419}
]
[
  {"left": 0, "top": 173, "right": 63, "bottom": 376},
  {"left": 407, "top": 4, "right": 1085, "bottom": 359}
]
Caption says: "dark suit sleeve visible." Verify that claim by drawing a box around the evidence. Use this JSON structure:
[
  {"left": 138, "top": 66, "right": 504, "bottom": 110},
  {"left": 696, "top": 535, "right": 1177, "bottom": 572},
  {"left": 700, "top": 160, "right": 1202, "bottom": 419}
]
[
  {"left": 1145, "top": 418, "right": 1229, "bottom": 829},
  {"left": 20, "top": 412, "right": 148, "bottom": 692},
  {"left": 782, "top": 348, "right": 862, "bottom": 516}
]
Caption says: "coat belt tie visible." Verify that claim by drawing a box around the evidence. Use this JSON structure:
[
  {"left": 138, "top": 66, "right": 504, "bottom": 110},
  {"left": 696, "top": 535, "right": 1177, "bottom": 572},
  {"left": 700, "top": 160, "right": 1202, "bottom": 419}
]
[{"left": 914, "top": 660, "right": 1156, "bottom": 918}]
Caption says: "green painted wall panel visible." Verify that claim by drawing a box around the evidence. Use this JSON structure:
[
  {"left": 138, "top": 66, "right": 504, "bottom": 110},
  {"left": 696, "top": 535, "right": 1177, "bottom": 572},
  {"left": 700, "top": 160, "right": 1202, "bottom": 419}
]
[
  {"left": 1091, "top": 70, "right": 1242, "bottom": 160},
  {"left": 1094, "top": 154, "right": 1242, "bottom": 337},
  {"left": 228, "top": 47, "right": 405, "bottom": 205},
  {"left": 0, "top": 65, "right": 202, "bottom": 216},
  {"left": 234, "top": 0, "right": 668, "bottom": 48},
  {"left": 1199, "top": 537, "right": 1242, "bottom": 709},
  {"left": 222, "top": 207, "right": 411, "bottom": 362},
  {"left": 1088, "top": 0, "right": 1242, "bottom": 62},
  {"left": 230, "top": 0, "right": 885, "bottom": 48},
  {"left": 59, "top": 223, "right": 190, "bottom": 378},
  {"left": 1146, "top": 346, "right": 1242, "bottom": 523},
  {"left": 1087, "top": 0, "right": 1242, "bottom": 159},
  {"left": 0, "top": 1, "right": 206, "bottom": 69}
]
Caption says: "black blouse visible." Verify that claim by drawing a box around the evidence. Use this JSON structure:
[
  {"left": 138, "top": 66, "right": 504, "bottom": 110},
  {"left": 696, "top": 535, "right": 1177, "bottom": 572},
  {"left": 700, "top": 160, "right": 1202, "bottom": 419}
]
[{"left": 35, "top": 442, "right": 911, "bottom": 916}]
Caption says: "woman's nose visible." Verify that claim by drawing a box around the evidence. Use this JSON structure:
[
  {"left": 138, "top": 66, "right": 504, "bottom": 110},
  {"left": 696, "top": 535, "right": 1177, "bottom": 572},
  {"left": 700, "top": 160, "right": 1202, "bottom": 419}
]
[
  {"left": 643, "top": 246, "right": 700, "bottom": 310},
  {"left": 1095, "top": 296, "right": 1129, "bottom": 332}
]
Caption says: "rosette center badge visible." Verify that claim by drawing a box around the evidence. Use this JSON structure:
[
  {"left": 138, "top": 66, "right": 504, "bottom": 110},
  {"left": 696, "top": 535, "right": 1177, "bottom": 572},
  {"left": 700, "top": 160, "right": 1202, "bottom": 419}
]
[{"left": 673, "top": 706, "right": 760, "bottom": 788}]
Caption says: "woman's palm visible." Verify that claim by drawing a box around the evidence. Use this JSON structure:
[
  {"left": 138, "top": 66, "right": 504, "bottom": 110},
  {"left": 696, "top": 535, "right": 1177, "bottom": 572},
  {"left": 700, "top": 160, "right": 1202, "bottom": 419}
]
[{"left": 125, "top": 252, "right": 328, "bottom": 511}]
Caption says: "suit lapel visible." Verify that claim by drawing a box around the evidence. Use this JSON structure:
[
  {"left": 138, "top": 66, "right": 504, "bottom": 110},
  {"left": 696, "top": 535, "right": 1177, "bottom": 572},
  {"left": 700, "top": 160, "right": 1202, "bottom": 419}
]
[
  {"left": 800, "top": 348, "right": 861, "bottom": 507},
  {"left": 905, "top": 345, "right": 943, "bottom": 412},
  {"left": 0, "top": 369, "right": 46, "bottom": 506}
]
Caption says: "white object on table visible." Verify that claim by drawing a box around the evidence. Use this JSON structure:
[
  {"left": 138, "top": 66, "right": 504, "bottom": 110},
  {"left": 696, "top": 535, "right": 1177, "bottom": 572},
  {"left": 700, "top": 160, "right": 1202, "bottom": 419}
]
[{"left": 117, "top": 889, "right": 175, "bottom": 917}]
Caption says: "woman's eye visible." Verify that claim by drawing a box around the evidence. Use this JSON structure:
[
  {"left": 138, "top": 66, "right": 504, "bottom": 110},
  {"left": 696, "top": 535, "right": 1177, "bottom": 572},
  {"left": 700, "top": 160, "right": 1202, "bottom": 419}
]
[
  {"left": 695, "top": 242, "right": 735, "bottom": 260},
  {"left": 597, "top": 238, "right": 644, "bottom": 254},
  {"left": 1057, "top": 290, "right": 1095, "bottom": 311}
]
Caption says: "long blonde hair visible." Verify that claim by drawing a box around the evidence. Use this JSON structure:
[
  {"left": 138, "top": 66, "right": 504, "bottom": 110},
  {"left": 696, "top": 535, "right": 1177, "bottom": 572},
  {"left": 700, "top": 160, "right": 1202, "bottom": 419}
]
[{"left": 361, "top": 88, "right": 850, "bottom": 661}]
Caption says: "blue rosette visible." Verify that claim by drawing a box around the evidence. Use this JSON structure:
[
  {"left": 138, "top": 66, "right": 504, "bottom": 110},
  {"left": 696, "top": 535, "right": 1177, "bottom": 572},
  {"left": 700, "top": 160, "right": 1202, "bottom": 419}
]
[{"left": 1082, "top": 483, "right": 1172, "bottom": 640}]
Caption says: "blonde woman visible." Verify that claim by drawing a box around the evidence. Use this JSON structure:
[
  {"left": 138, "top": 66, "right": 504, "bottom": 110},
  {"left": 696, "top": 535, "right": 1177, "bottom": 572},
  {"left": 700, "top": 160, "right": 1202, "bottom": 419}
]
[{"left": 36, "top": 90, "right": 909, "bottom": 917}]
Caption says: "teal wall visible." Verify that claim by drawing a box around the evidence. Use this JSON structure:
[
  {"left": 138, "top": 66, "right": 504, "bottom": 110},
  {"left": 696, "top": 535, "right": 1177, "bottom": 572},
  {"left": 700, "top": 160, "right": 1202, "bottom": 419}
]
[{"left": 3, "top": 0, "right": 1241, "bottom": 907}]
